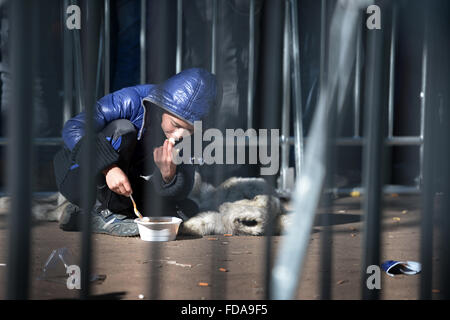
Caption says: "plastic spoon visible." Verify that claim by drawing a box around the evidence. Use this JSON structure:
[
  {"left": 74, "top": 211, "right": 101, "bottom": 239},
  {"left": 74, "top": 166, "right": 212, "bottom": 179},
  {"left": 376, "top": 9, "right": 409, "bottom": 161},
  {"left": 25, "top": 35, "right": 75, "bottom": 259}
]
[{"left": 129, "top": 194, "right": 143, "bottom": 219}]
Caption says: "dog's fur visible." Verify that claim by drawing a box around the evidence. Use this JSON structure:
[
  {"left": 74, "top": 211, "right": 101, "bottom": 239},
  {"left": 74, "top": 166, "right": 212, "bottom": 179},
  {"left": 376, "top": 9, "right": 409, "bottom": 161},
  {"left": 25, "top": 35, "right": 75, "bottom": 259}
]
[
  {"left": 180, "top": 172, "right": 288, "bottom": 235},
  {"left": 0, "top": 172, "right": 291, "bottom": 236}
]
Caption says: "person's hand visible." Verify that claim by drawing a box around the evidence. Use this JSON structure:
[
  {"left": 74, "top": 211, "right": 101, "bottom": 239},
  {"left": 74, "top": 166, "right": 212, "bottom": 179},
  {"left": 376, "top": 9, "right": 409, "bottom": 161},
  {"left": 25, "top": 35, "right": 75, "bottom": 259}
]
[
  {"left": 153, "top": 139, "right": 177, "bottom": 183},
  {"left": 103, "top": 165, "right": 133, "bottom": 196}
]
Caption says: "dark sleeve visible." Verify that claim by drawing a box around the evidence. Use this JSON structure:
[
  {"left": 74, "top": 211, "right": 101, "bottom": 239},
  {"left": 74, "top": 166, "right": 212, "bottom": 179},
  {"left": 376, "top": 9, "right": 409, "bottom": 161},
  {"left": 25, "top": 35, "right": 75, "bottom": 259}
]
[
  {"left": 151, "top": 163, "right": 195, "bottom": 201},
  {"left": 73, "top": 131, "right": 120, "bottom": 176}
]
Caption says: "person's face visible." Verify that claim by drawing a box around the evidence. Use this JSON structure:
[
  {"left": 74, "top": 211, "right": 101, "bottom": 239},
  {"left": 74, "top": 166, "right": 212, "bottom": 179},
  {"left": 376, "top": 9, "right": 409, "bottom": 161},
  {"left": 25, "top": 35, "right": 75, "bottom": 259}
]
[{"left": 160, "top": 112, "right": 194, "bottom": 141}]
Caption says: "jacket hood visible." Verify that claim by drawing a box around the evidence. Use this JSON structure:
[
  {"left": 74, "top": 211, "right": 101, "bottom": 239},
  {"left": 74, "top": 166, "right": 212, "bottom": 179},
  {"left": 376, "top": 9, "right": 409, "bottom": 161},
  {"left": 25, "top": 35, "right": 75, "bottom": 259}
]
[{"left": 143, "top": 68, "right": 217, "bottom": 125}]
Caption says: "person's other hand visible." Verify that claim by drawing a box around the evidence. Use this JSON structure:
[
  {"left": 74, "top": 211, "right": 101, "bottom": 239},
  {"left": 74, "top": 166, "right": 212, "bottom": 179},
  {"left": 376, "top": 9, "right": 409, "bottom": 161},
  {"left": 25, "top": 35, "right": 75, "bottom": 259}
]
[
  {"left": 153, "top": 139, "right": 177, "bottom": 183},
  {"left": 103, "top": 165, "right": 133, "bottom": 196}
]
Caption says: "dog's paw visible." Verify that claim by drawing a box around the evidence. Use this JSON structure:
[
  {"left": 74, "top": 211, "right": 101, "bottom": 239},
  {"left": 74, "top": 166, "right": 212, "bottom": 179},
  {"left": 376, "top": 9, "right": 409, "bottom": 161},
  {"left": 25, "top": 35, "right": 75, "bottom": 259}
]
[
  {"left": 219, "top": 202, "right": 267, "bottom": 236},
  {"left": 179, "top": 211, "right": 223, "bottom": 236}
]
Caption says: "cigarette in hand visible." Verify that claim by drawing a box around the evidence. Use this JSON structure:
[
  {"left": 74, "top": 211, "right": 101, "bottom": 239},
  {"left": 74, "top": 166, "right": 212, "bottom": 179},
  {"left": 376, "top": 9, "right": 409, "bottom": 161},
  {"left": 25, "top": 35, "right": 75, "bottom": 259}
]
[{"left": 168, "top": 138, "right": 179, "bottom": 154}]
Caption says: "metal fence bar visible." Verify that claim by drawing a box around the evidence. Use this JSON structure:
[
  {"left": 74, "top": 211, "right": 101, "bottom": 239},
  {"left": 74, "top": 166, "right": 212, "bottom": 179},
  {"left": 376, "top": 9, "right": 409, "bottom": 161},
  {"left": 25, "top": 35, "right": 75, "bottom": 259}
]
[
  {"left": 283, "top": 136, "right": 423, "bottom": 146},
  {"left": 176, "top": 0, "right": 183, "bottom": 73},
  {"left": 211, "top": 0, "right": 217, "bottom": 74},
  {"left": 387, "top": 6, "right": 397, "bottom": 138},
  {"left": 319, "top": 0, "right": 326, "bottom": 92},
  {"left": 63, "top": 0, "right": 74, "bottom": 124},
  {"left": 6, "top": 0, "right": 35, "bottom": 300},
  {"left": 327, "top": 185, "right": 421, "bottom": 196},
  {"left": 360, "top": 13, "right": 387, "bottom": 300},
  {"left": 73, "top": 0, "right": 85, "bottom": 114},
  {"left": 247, "top": 0, "right": 255, "bottom": 129},
  {"left": 318, "top": 0, "right": 332, "bottom": 299},
  {"left": 140, "top": 0, "right": 147, "bottom": 84},
  {"left": 0, "top": 137, "right": 63, "bottom": 146},
  {"left": 104, "top": 0, "right": 111, "bottom": 94},
  {"left": 279, "top": 0, "right": 292, "bottom": 194},
  {"left": 353, "top": 14, "right": 362, "bottom": 138},
  {"left": 419, "top": 6, "right": 433, "bottom": 300},
  {"left": 80, "top": 0, "right": 101, "bottom": 299},
  {"left": 290, "top": 0, "right": 304, "bottom": 180},
  {"left": 258, "top": 0, "right": 284, "bottom": 299}
]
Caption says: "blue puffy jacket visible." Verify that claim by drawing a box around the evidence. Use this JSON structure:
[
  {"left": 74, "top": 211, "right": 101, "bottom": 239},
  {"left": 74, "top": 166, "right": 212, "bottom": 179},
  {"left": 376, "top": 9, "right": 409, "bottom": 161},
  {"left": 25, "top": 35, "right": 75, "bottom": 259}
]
[
  {"left": 54, "top": 68, "right": 216, "bottom": 203},
  {"left": 62, "top": 68, "right": 217, "bottom": 151}
]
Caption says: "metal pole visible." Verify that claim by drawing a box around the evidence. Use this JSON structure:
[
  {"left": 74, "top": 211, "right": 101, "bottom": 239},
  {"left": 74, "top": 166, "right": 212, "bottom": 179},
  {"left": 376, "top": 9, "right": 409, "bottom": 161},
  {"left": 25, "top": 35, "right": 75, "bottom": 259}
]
[
  {"left": 6, "top": 0, "right": 35, "bottom": 300},
  {"left": 290, "top": 0, "right": 304, "bottom": 180},
  {"left": 63, "top": 0, "right": 74, "bottom": 123},
  {"left": 354, "top": 16, "right": 362, "bottom": 138},
  {"left": 280, "top": 0, "right": 291, "bottom": 193},
  {"left": 419, "top": 6, "right": 433, "bottom": 300},
  {"left": 387, "top": 6, "right": 397, "bottom": 138},
  {"left": 211, "top": 0, "right": 217, "bottom": 74},
  {"left": 360, "top": 20, "right": 386, "bottom": 301},
  {"left": 258, "top": 0, "right": 284, "bottom": 299},
  {"left": 176, "top": 0, "right": 183, "bottom": 73},
  {"left": 95, "top": 17, "right": 104, "bottom": 100},
  {"left": 319, "top": 0, "right": 326, "bottom": 92},
  {"left": 140, "top": 0, "right": 147, "bottom": 84},
  {"left": 73, "top": 7, "right": 85, "bottom": 114},
  {"left": 80, "top": 0, "right": 101, "bottom": 299},
  {"left": 247, "top": 0, "right": 255, "bottom": 129},
  {"left": 104, "top": 0, "right": 111, "bottom": 94}
]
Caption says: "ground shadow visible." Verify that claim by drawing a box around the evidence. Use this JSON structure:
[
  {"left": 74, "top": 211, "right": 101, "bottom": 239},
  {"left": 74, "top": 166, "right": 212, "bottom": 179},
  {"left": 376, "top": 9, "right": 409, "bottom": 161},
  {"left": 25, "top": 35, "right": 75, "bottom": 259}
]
[
  {"left": 52, "top": 291, "right": 128, "bottom": 300},
  {"left": 314, "top": 213, "right": 362, "bottom": 227},
  {"left": 175, "top": 234, "right": 203, "bottom": 240}
]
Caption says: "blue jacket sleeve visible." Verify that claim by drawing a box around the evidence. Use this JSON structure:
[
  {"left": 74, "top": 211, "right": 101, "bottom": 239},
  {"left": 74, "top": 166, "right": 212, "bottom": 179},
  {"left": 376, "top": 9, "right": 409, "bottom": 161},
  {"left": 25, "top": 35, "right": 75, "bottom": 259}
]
[{"left": 62, "top": 84, "right": 153, "bottom": 150}]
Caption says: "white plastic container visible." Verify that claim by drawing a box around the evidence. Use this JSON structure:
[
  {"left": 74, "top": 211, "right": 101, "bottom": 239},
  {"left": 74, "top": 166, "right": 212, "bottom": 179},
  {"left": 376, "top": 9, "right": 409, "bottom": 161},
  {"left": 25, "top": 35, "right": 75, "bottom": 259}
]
[{"left": 134, "top": 217, "right": 182, "bottom": 242}]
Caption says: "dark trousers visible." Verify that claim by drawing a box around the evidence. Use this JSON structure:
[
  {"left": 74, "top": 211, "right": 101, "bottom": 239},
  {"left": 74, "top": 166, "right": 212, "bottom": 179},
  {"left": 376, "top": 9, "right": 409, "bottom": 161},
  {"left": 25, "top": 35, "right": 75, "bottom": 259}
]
[{"left": 59, "top": 119, "right": 198, "bottom": 219}]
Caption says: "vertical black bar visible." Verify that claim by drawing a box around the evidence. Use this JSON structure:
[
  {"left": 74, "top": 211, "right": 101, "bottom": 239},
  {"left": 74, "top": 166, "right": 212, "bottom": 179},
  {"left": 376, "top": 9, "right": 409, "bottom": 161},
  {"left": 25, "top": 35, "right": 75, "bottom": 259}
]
[
  {"left": 80, "top": 0, "right": 101, "bottom": 300},
  {"left": 259, "top": 0, "right": 284, "bottom": 300},
  {"left": 6, "top": 0, "right": 35, "bottom": 300},
  {"left": 319, "top": 0, "right": 326, "bottom": 92},
  {"left": 319, "top": 102, "right": 337, "bottom": 300},
  {"left": 104, "top": 0, "right": 110, "bottom": 93},
  {"left": 145, "top": 0, "right": 175, "bottom": 299},
  {"left": 423, "top": 0, "right": 450, "bottom": 300},
  {"left": 360, "top": 5, "right": 387, "bottom": 300},
  {"left": 73, "top": 0, "right": 85, "bottom": 114},
  {"left": 63, "top": 0, "right": 74, "bottom": 124},
  {"left": 318, "top": 0, "right": 333, "bottom": 300},
  {"left": 140, "top": 0, "right": 146, "bottom": 84},
  {"left": 147, "top": 0, "right": 176, "bottom": 83},
  {"left": 419, "top": 6, "right": 433, "bottom": 300}
]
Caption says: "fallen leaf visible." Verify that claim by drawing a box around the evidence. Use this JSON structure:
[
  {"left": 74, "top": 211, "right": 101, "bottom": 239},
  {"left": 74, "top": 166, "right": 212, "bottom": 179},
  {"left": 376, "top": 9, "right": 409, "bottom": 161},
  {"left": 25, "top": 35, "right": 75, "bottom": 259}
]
[
  {"left": 350, "top": 191, "right": 360, "bottom": 198},
  {"left": 393, "top": 217, "right": 401, "bottom": 222},
  {"left": 402, "top": 210, "right": 408, "bottom": 214},
  {"left": 207, "top": 237, "right": 218, "bottom": 241},
  {"left": 198, "top": 282, "right": 209, "bottom": 287},
  {"left": 351, "top": 233, "right": 356, "bottom": 237},
  {"left": 391, "top": 193, "right": 399, "bottom": 197},
  {"left": 219, "top": 268, "right": 228, "bottom": 272},
  {"left": 336, "top": 280, "right": 349, "bottom": 285}
]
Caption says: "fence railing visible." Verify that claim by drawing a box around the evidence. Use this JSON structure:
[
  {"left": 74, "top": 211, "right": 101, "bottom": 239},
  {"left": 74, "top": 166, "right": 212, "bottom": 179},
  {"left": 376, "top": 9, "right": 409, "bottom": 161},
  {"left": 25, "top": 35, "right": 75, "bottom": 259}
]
[{"left": 3, "top": 0, "right": 449, "bottom": 300}]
